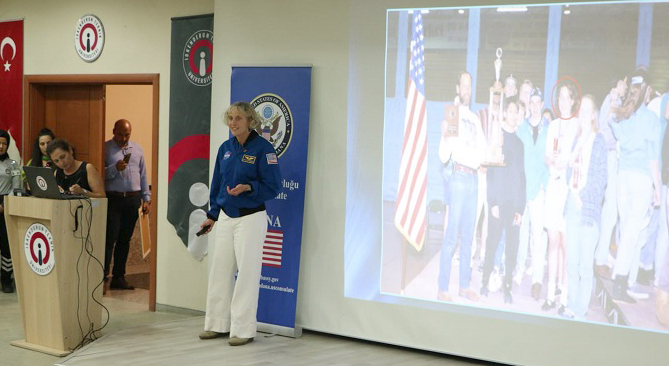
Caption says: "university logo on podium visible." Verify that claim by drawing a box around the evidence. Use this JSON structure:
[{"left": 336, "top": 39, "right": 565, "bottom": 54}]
[
  {"left": 74, "top": 14, "right": 105, "bottom": 62},
  {"left": 251, "top": 93, "right": 293, "bottom": 157},
  {"left": 182, "top": 30, "right": 213, "bottom": 86},
  {"left": 24, "top": 223, "right": 55, "bottom": 276}
]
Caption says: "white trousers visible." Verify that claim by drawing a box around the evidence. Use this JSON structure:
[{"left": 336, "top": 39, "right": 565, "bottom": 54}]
[
  {"left": 613, "top": 172, "right": 653, "bottom": 278},
  {"left": 204, "top": 210, "right": 267, "bottom": 338},
  {"left": 522, "top": 190, "right": 547, "bottom": 285}
]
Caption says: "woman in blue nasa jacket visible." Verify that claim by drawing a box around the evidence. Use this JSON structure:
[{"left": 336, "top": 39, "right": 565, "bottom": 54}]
[{"left": 198, "top": 102, "right": 282, "bottom": 346}]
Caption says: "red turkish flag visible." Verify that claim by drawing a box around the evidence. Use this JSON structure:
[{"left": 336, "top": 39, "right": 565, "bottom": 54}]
[{"left": 0, "top": 20, "right": 23, "bottom": 155}]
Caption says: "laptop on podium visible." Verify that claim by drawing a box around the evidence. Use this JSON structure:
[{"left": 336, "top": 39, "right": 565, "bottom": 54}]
[{"left": 23, "top": 166, "right": 87, "bottom": 200}]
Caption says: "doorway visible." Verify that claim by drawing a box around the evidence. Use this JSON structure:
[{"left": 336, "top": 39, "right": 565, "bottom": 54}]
[{"left": 24, "top": 74, "right": 159, "bottom": 311}]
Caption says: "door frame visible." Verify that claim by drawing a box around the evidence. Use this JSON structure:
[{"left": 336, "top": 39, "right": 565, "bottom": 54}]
[{"left": 24, "top": 74, "right": 160, "bottom": 311}]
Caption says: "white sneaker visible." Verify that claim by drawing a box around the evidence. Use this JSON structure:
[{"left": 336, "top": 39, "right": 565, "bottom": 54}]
[
  {"left": 627, "top": 286, "right": 650, "bottom": 300},
  {"left": 513, "top": 270, "right": 524, "bottom": 286}
]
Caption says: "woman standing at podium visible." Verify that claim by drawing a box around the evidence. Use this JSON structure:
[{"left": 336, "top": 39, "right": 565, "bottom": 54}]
[
  {"left": 198, "top": 102, "right": 282, "bottom": 346},
  {"left": 0, "top": 129, "right": 22, "bottom": 293},
  {"left": 46, "top": 139, "right": 106, "bottom": 199}
]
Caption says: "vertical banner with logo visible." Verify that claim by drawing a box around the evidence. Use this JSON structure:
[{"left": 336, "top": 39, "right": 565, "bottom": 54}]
[
  {"left": 231, "top": 66, "right": 311, "bottom": 337},
  {"left": 167, "top": 14, "right": 213, "bottom": 260},
  {"left": 0, "top": 19, "right": 23, "bottom": 157}
]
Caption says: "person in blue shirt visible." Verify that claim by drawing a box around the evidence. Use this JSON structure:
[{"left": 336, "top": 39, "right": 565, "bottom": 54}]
[
  {"left": 198, "top": 102, "right": 282, "bottom": 346},
  {"left": 516, "top": 88, "right": 549, "bottom": 301},
  {"left": 564, "top": 95, "right": 608, "bottom": 320},
  {"left": 610, "top": 69, "right": 661, "bottom": 303},
  {"left": 103, "top": 119, "right": 151, "bottom": 292}
]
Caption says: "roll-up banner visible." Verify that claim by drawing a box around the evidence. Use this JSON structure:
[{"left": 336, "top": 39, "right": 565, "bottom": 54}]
[
  {"left": 167, "top": 14, "right": 213, "bottom": 259},
  {"left": 231, "top": 66, "right": 311, "bottom": 337}
]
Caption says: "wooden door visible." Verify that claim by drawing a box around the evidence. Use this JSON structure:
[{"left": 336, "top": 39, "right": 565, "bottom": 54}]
[
  {"left": 26, "top": 85, "right": 105, "bottom": 174},
  {"left": 25, "top": 74, "right": 159, "bottom": 312}
]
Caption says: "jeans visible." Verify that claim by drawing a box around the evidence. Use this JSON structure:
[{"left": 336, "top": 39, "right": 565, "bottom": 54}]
[
  {"left": 565, "top": 194, "right": 599, "bottom": 319},
  {"left": 595, "top": 150, "right": 618, "bottom": 266},
  {"left": 657, "top": 186, "right": 669, "bottom": 287},
  {"left": 637, "top": 186, "right": 668, "bottom": 286},
  {"left": 659, "top": 186, "right": 669, "bottom": 291},
  {"left": 438, "top": 170, "right": 478, "bottom": 292}
]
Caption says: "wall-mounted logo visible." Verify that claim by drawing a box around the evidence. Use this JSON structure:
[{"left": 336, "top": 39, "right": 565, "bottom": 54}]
[
  {"left": 0, "top": 37, "right": 16, "bottom": 72},
  {"left": 74, "top": 14, "right": 105, "bottom": 62},
  {"left": 183, "top": 30, "right": 213, "bottom": 86},
  {"left": 251, "top": 94, "right": 293, "bottom": 157},
  {"left": 24, "top": 223, "right": 55, "bottom": 276}
]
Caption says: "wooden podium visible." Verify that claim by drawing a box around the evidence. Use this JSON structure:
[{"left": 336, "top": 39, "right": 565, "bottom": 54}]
[{"left": 4, "top": 195, "right": 107, "bottom": 356}]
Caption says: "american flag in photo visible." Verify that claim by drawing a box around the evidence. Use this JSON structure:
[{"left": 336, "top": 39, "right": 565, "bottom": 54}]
[
  {"left": 262, "top": 229, "right": 284, "bottom": 267},
  {"left": 394, "top": 11, "right": 427, "bottom": 252}
]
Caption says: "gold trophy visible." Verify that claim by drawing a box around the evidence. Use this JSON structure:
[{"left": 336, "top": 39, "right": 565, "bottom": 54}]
[{"left": 485, "top": 48, "right": 505, "bottom": 166}]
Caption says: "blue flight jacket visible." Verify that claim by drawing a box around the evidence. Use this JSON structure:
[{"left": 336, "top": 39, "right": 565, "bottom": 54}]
[{"left": 207, "top": 130, "right": 282, "bottom": 219}]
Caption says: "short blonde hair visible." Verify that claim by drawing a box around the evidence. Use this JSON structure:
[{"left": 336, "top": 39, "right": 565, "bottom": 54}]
[{"left": 223, "top": 102, "right": 261, "bottom": 129}]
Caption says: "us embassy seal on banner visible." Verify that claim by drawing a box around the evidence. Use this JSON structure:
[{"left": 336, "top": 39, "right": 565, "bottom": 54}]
[
  {"left": 24, "top": 223, "right": 55, "bottom": 276},
  {"left": 74, "top": 14, "right": 105, "bottom": 62},
  {"left": 183, "top": 30, "right": 213, "bottom": 86},
  {"left": 251, "top": 94, "right": 293, "bottom": 157}
]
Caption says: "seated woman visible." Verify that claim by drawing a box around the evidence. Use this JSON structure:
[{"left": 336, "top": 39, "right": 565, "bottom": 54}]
[{"left": 46, "top": 139, "right": 106, "bottom": 198}]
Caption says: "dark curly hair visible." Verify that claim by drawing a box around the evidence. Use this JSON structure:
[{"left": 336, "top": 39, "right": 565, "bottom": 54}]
[{"left": 555, "top": 78, "right": 580, "bottom": 119}]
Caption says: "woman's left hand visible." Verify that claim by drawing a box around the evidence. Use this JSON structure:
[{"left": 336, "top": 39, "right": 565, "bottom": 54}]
[
  {"left": 227, "top": 184, "right": 251, "bottom": 196},
  {"left": 70, "top": 184, "right": 85, "bottom": 195}
]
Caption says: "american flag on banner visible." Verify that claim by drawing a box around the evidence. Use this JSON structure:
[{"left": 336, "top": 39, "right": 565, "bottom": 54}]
[
  {"left": 262, "top": 229, "right": 284, "bottom": 268},
  {"left": 394, "top": 11, "right": 427, "bottom": 252}
]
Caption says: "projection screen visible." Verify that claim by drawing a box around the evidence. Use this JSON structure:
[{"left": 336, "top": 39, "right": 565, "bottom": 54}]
[{"left": 345, "top": 1, "right": 669, "bottom": 365}]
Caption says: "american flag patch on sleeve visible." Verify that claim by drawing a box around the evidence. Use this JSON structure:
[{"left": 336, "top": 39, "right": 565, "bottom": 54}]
[{"left": 266, "top": 153, "right": 278, "bottom": 164}]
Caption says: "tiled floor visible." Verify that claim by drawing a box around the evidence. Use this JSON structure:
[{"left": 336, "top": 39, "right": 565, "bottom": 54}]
[{"left": 0, "top": 287, "right": 201, "bottom": 366}]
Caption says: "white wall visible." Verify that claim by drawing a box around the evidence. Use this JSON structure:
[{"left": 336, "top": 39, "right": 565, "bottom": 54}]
[
  {"left": 0, "top": 0, "right": 215, "bottom": 310},
  {"left": 210, "top": 2, "right": 668, "bottom": 366}
]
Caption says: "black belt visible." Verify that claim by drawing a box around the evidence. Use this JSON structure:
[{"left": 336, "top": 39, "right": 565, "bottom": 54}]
[
  {"left": 239, "top": 204, "right": 266, "bottom": 217},
  {"left": 106, "top": 191, "right": 141, "bottom": 198}
]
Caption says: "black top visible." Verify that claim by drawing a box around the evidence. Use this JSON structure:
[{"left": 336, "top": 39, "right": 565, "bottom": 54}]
[
  {"left": 56, "top": 162, "right": 91, "bottom": 192},
  {"left": 487, "top": 129, "right": 526, "bottom": 215}
]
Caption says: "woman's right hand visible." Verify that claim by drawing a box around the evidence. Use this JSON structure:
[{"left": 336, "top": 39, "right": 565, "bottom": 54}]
[{"left": 200, "top": 218, "right": 215, "bottom": 235}]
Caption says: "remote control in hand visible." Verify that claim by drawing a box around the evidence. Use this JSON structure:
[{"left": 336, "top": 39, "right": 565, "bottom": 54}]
[{"left": 196, "top": 224, "right": 211, "bottom": 237}]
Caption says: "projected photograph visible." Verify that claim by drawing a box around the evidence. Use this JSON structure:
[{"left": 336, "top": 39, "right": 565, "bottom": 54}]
[{"left": 381, "top": 2, "right": 669, "bottom": 332}]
